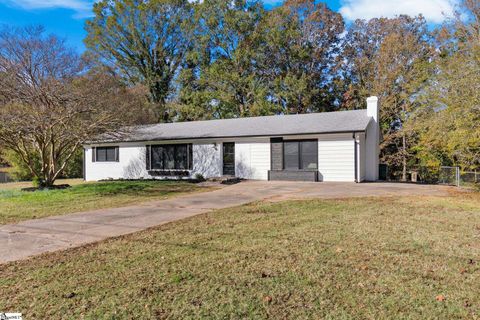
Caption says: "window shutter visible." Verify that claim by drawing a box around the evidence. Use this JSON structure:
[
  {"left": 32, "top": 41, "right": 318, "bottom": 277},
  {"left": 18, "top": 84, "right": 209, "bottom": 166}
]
[
  {"left": 115, "top": 147, "right": 119, "bottom": 162},
  {"left": 146, "top": 145, "right": 151, "bottom": 170},
  {"left": 92, "top": 147, "right": 96, "bottom": 162}
]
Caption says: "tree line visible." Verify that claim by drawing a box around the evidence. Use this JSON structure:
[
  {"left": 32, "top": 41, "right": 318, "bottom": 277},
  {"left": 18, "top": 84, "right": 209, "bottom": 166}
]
[{"left": 0, "top": 0, "right": 478, "bottom": 187}]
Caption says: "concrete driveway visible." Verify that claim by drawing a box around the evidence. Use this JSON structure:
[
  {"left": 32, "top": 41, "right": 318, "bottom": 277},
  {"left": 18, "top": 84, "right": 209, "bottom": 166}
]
[{"left": 0, "top": 181, "right": 453, "bottom": 264}]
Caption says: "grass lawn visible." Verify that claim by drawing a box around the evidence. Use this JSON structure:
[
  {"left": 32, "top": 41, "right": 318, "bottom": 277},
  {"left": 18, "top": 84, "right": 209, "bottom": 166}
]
[
  {"left": 0, "top": 193, "right": 479, "bottom": 319},
  {"left": 0, "top": 180, "right": 209, "bottom": 225}
]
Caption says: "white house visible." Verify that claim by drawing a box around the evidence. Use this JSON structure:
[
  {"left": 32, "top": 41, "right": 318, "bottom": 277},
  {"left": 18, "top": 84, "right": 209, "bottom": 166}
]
[{"left": 83, "top": 97, "right": 380, "bottom": 182}]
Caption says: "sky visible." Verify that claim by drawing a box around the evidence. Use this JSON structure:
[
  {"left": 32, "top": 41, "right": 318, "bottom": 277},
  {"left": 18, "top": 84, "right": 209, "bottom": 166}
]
[{"left": 0, "top": 0, "right": 460, "bottom": 52}]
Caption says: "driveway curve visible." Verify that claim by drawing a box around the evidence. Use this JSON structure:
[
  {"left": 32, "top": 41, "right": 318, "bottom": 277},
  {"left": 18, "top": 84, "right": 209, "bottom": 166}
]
[{"left": 0, "top": 181, "right": 453, "bottom": 264}]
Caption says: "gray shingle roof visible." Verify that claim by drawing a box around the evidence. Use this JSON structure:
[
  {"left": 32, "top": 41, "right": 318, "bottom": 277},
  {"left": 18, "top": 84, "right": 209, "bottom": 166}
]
[{"left": 93, "top": 109, "right": 371, "bottom": 143}]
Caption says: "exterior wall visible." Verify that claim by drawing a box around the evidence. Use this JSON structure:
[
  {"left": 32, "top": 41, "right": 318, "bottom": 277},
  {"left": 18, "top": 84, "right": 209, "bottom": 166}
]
[
  {"left": 84, "top": 138, "right": 270, "bottom": 181},
  {"left": 235, "top": 139, "right": 271, "bottom": 180},
  {"left": 84, "top": 144, "right": 147, "bottom": 181},
  {"left": 192, "top": 143, "right": 222, "bottom": 178},
  {"left": 317, "top": 133, "right": 355, "bottom": 182},
  {"left": 84, "top": 133, "right": 369, "bottom": 183},
  {"left": 365, "top": 97, "right": 380, "bottom": 181},
  {"left": 357, "top": 133, "right": 366, "bottom": 182}
]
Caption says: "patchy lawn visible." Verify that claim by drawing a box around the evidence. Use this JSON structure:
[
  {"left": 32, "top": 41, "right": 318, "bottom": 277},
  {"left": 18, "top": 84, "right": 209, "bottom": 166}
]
[
  {"left": 0, "top": 178, "right": 85, "bottom": 190},
  {"left": 0, "top": 180, "right": 209, "bottom": 225},
  {"left": 0, "top": 193, "right": 479, "bottom": 319}
]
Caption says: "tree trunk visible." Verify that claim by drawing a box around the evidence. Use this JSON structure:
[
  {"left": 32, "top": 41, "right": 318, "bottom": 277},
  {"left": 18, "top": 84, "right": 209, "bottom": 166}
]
[{"left": 402, "top": 130, "right": 407, "bottom": 182}]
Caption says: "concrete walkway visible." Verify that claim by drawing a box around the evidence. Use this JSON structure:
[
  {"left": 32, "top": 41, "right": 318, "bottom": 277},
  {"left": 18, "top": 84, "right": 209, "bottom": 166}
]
[{"left": 0, "top": 181, "right": 453, "bottom": 264}]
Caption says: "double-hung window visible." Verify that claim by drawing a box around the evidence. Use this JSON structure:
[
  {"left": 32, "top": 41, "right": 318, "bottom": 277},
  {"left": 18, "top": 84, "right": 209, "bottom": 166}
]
[
  {"left": 283, "top": 140, "right": 318, "bottom": 171},
  {"left": 149, "top": 144, "right": 193, "bottom": 170},
  {"left": 93, "top": 146, "right": 119, "bottom": 162}
]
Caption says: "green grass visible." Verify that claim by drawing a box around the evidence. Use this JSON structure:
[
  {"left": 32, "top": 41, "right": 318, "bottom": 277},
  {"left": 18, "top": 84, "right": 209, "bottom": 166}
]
[
  {"left": 1, "top": 194, "right": 479, "bottom": 319},
  {"left": 0, "top": 180, "right": 208, "bottom": 225}
]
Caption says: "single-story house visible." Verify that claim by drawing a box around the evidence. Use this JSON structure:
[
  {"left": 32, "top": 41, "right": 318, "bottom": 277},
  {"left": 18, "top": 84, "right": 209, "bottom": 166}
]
[{"left": 84, "top": 97, "right": 380, "bottom": 182}]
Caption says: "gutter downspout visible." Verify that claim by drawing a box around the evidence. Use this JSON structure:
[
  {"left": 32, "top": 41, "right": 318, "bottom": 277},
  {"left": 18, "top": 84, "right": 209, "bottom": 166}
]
[{"left": 353, "top": 132, "right": 358, "bottom": 183}]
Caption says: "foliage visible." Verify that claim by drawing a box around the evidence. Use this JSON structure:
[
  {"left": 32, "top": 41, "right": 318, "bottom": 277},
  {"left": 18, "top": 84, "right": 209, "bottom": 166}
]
[
  {"left": 194, "top": 173, "right": 206, "bottom": 182},
  {"left": 4, "top": 0, "right": 477, "bottom": 178},
  {"left": 411, "top": 0, "right": 480, "bottom": 171},
  {"left": 259, "top": 0, "right": 345, "bottom": 114},
  {"left": 0, "top": 26, "right": 126, "bottom": 188},
  {"left": 177, "top": 0, "right": 272, "bottom": 119},
  {"left": 85, "top": 0, "right": 194, "bottom": 122},
  {"left": 3, "top": 148, "right": 83, "bottom": 181},
  {"left": 339, "top": 16, "right": 434, "bottom": 180}
]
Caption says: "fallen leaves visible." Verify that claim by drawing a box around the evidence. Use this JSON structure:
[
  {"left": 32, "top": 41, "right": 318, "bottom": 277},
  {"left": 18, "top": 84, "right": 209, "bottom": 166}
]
[{"left": 263, "top": 295, "right": 273, "bottom": 304}]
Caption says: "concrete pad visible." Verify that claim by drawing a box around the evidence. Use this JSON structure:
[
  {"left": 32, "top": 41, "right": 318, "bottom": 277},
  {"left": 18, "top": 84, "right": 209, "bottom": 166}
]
[{"left": 0, "top": 181, "right": 454, "bottom": 264}]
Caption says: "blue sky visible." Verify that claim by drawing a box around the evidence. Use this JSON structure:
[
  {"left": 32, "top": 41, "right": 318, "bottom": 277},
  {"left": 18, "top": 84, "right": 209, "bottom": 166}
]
[{"left": 0, "top": 0, "right": 459, "bottom": 52}]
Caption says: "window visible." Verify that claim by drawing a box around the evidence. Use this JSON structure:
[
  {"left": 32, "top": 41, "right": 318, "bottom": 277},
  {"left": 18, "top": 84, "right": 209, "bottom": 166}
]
[
  {"left": 284, "top": 141, "right": 300, "bottom": 170},
  {"left": 283, "top": 140, "right": 318, "bottom": 171},
  {"left": 150, "top": 144, "right": 193, "bottom": 170},
  {"left": 94, "top": 146, "right": 119, "bottom": 162}
]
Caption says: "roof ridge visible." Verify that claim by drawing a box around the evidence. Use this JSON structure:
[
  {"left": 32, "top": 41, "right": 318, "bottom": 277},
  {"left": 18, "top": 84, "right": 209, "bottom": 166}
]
[{"left": 144, "top": 108, "right": 367, "bottom": 128}]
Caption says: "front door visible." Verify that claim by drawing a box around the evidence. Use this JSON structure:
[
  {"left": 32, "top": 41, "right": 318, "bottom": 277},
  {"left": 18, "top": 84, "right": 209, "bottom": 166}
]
[{"left": 222, "top": 142, "right": 235, "bottom": 176}]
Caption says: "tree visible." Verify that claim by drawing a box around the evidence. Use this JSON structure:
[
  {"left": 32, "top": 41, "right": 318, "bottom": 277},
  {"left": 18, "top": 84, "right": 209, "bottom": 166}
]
[
  {"left": 412, "top": 0, "right": 480, "bottom": 170},
  {"left": 340, "top": 16, "right": 433, "bottom": 180},
  {"left": 258, "top": 0, "right": 345, "bottom": 114},
  {"left": 0, "top": 26, "right": 125, "bottom": 188},
  {"left": 176, "top": 0, "right": 273, "bottom": 119},
  {"left": 85, "top": 0, "right": 194, "bottom": 122}
]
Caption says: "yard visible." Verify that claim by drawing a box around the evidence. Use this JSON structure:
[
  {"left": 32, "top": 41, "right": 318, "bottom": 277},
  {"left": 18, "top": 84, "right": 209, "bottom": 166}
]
[
  {"left": 0, "top": 193, "right": 479, "bottom": 319},
  {"left": 0, "top": 180, "right": 209, "bottom": 225}
]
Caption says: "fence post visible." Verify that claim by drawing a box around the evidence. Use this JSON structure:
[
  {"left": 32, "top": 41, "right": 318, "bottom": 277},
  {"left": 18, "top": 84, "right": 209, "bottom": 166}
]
[{"left": 456, "top": 167, "right": 460, "bottom": 187}]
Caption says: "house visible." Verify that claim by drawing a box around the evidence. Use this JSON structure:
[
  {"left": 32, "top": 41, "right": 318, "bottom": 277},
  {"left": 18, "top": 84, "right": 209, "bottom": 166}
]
[{"left": 84, "top": 97, "right": 380, "bottom": 182}]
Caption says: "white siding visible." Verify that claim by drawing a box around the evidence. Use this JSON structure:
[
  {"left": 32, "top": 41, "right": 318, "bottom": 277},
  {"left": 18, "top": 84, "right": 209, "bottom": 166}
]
[
  {"left": 358, "top": 133, "right": 366, "bottom": 182},
  {"left": 235, "top": 139, "right": 270, "bottom": 180},
  {"left": 192, "top": 143, "right": 222, "bottom": 178},
  {"left": 318, "top": 134, "right": 355, "bottom": 182},
  {"left": 84, "top": 144, "right": 148, "bottom": 181},
  {"left": 84, "top": 133, "right": 366, "bottom": 183}
]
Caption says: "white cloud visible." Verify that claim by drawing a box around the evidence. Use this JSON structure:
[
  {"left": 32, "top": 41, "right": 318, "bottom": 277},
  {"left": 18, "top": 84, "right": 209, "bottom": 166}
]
[
  {"left": 0, "top": 0, "right": 94, "bottom": 18},
  {"left": 339, "top": 0, "right": 460, "bottom": 23}
]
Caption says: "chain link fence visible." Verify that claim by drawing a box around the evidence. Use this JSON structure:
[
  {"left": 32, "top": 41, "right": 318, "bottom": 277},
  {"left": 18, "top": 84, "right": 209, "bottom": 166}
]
[
  {"left": 379, "top": 165, "right": 479, "bottom": 188},
  {"left": 0, "top": 172, "right": 11, "bottom": 183}
]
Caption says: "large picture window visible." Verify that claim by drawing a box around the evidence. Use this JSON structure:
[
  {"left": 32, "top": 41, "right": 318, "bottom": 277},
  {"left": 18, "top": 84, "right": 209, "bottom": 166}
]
[
  {"left": 94, "top": 146, "right": 119, "bottom": 162},
  {"left": 150, "top": 144, "right": 193, "bottom": 170},
  {"left": 283, "top": 140, "right": 318, "bottom": 171}
]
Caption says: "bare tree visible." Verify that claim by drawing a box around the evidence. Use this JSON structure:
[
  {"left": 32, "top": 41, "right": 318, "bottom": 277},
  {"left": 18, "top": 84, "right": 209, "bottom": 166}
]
[{"left": 0, "top": 25, "right": 124, "bottom": 188}]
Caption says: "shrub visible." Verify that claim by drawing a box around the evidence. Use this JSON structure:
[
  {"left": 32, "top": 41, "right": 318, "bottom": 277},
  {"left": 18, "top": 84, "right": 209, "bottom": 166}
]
[
  {"left": 194, "top": 173, "right": 206, "bottom": 182},
  {"left": 3, "top": 148, "right": 83, "bottom": 181}
]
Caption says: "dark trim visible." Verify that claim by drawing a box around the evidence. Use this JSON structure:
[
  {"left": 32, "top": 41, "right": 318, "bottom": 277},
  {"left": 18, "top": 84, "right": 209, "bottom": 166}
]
[
  {"left": 149, "top": 143, "right": 193, "bottom": 171},
  {"left": 83, "top": 148, "right": 86, "bottom": 181},
  {"left": 269, "top": 170, "right": 319, "bottom": 182},
  {"left": 95, "top": 146, "right": 119, "bottom": 162},
  {"left": 270, "top": 137, "right": 283, "bottom": 172},
  {"left": 282, "top": 139, "right": 318, "bottom": 171},
  {"left": 88, "top": 130, "right": 366, "bottom": 145},
  {"left": 222, "top": 142, "right": 235, "bottom": 176},
  {"left": 148, "top": 170, "right": 190, "bottom": 177},
  {"left": 353, "top": 132, "right": 358, "bottom": 183},
  {"left": 146, "top": 145, "right": 151, "bottom": 170}
]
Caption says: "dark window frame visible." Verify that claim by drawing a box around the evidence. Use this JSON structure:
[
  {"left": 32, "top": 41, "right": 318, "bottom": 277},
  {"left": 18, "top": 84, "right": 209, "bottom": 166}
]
[
  {"left": 149, "top": 144, "right": 193, "bottom": 171},
  {"left": 282, "top": 139, "right": 318, "bottom": 171},
  {"left": 95, "top": 146, "right": 119, "bottom": 162}
]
